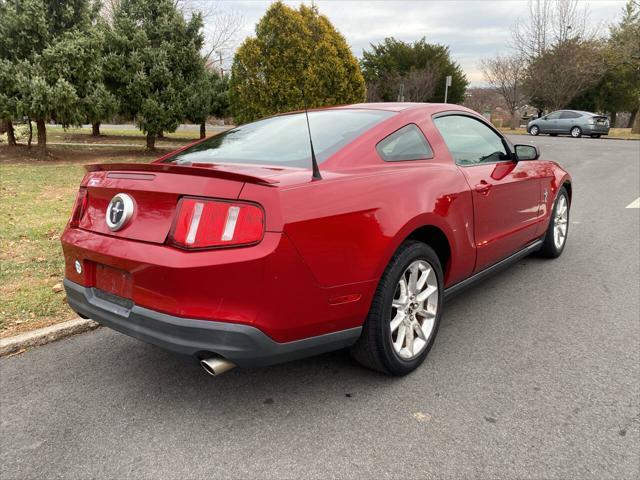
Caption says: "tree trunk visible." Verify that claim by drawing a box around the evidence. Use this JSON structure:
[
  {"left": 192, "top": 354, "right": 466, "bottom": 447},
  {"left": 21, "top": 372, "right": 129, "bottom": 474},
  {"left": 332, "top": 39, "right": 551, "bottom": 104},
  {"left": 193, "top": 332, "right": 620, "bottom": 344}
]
[
  {"left": 628, "top": 108, "right": 638, "bottom": 129},
  {"left": 6, "top": 119, "right": 17, "bottom": 146},
  {"left": 200, "top": 122, "right": 206, "bottom": 139},
  {"left": 157, "top": 130, "right": 165, "bottom": 139},
  {"left": 632, "top": 106, "right": 640, "bottom": 134},
  {"left": 92, "top": 122, "right": 101, "bottom": 136},
  {"left": 146, "top": 132, "right": 156, "bottom": 150},
  {"left": 510, "top": 110, "right": 519, "bottom": 130},
  {"left": 36, "top": 118, "right": 46, "bottom": 154},
  {"left": 27, "top": 119, "right": 33, "bottom": 148},
  {"left": 610, "top": 111, "right": 617, "bottom": 128}
]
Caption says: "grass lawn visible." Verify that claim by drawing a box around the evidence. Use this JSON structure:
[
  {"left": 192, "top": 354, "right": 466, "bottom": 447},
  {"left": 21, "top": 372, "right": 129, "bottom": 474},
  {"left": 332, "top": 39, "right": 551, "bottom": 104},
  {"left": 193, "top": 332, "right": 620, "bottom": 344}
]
[
  {"left": 46, "top": 126, "right": 201, "bottom": 146},
  {"left": 0, "top": 142, "right": 179, "bottom": 338}
]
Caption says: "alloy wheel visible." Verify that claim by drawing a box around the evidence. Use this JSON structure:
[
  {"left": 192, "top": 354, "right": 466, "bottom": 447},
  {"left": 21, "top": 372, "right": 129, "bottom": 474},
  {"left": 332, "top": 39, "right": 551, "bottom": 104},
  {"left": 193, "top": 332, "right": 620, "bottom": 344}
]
[
  {"left": 530, "top": 126, "right": 539, "bottom": 136},
  {"left": 554, "top": 195, "right": 568, "bottom": 249},
  {"left": 389, "top": 260, "right": 439, "bottom": 360},
  {"left": 571, "top": 127, "right": 581, "bottom": 138}
]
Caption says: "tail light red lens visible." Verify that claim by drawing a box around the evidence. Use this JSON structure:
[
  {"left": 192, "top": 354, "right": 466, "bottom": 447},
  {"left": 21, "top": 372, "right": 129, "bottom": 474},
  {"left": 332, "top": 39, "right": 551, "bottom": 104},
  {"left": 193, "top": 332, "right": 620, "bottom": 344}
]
[
  {"left": 69, "top": 187, "right": 88, "bottom": 228},
  {"left": 169, "top": 197, "right": 264, "bottom": 249}
]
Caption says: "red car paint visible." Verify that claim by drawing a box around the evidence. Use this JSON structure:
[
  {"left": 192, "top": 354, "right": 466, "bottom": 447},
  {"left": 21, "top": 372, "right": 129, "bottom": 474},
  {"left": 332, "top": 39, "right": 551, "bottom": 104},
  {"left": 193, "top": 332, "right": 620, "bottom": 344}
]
[{"left": 61, "top": 103, "right": 571, "bottom": 344}]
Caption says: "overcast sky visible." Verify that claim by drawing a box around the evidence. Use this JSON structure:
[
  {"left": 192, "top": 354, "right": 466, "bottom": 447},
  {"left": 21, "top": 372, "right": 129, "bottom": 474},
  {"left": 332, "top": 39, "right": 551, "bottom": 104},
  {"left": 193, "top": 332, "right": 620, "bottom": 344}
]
[{"left": 194, "top": 0, "right": 626, "bottom": 85}]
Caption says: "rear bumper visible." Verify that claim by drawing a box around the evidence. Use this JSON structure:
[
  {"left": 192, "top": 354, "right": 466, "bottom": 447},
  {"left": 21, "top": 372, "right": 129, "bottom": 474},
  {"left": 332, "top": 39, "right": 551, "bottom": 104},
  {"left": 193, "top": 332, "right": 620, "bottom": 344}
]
[
  {"left": 64, "top": 279, "right": 361, "bottom": 367},
  {"left": 582, "top": 125, "right": 610, "bottom": 134}
]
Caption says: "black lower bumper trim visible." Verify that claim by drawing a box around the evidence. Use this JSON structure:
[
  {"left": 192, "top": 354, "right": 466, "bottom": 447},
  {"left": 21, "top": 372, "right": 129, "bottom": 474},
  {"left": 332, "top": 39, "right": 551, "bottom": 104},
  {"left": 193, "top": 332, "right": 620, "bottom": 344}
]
[{"left": 64, "top": 279, "right": 362, "bottom": 367}]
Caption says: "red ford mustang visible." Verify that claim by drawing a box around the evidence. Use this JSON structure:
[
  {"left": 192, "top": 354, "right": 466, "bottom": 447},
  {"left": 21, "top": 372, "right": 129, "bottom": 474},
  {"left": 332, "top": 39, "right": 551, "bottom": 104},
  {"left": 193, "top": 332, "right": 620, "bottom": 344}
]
[{"left": 61, "top": 103, "right": 571, "bottom": 376}]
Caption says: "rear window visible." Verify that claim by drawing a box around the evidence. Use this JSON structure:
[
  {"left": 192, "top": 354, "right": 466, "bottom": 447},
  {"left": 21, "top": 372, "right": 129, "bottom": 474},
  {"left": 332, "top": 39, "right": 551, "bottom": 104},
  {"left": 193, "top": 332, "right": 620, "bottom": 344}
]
[{"left": 165, "top": 109, "right": 395, "bottom": 168}]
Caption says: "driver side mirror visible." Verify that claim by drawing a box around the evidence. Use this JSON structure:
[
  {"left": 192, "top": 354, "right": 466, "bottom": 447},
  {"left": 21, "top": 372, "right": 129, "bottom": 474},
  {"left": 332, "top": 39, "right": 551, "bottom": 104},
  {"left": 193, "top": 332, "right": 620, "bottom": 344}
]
[{"left": 514, "top": 144, "right": 540, "bottom": 161}]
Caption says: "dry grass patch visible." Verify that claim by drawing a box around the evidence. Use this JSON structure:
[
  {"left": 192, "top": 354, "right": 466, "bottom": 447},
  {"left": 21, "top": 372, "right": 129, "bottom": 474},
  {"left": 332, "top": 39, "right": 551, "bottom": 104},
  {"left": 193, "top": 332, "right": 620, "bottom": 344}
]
[{"left": 0, "top": 144, "right": 173, "bottom": 335}]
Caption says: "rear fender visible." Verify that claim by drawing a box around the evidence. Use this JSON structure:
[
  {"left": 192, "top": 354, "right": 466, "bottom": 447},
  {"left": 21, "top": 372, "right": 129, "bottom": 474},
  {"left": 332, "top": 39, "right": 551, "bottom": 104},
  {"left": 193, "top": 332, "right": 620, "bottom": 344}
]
[{"left": 376, "top": 212, "right": 474, "bottom": 289}]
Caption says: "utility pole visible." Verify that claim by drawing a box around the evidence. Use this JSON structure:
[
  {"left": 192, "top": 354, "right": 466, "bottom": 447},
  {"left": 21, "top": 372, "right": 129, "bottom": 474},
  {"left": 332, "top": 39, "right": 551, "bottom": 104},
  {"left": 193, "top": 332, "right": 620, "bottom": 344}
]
[{"left": 444, "top": 75, "right": 452, "bottom": 103}]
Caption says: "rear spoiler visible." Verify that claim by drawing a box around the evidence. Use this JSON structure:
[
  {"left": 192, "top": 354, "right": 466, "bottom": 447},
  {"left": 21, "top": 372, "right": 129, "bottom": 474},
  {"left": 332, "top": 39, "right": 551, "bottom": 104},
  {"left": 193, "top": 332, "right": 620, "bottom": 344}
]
[{"left": 84, "top": 163, "right": 279, "bottom": 186}]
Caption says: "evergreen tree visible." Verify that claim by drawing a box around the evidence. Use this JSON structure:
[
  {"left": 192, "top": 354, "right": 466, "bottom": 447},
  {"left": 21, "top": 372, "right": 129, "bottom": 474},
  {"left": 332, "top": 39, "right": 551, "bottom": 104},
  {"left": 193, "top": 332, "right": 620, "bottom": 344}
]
[
  {"left": 570, "top": 1, "right": 640, "bottom": 128},
  {"left": 0, "top": 0, "right": 103, "bottom": 152},
  {"left": 104, "top": 0, "right": 205, "bottom": 150},
  {"left": 185, "top": 67, "right": 229, "bottom": 139},
  {"left": 0, "top": 0, "right": 48, "bottom": 146},
  {"left": 361, "top": 37, "right": 468, "bottom": 104},
  {"left": 229, "top": 2, "right": 366, "bottom": 124}
]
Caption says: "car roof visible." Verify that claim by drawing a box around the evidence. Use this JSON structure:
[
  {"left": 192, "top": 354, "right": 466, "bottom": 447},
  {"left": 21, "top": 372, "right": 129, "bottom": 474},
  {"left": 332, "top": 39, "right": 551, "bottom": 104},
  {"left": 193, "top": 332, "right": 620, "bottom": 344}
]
[
  {"left": 555, "top": 109, "right": 597, "bottom": 116},
  {"left": 326, "top": 102, "right": 473, "bottom": 114}
]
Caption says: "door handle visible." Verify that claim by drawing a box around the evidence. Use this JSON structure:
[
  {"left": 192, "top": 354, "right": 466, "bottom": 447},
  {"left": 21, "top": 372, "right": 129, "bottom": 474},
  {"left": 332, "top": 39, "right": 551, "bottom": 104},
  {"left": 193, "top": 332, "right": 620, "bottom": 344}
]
[{"left": 474, "top": 181, "right": 492, "bottom": 195}]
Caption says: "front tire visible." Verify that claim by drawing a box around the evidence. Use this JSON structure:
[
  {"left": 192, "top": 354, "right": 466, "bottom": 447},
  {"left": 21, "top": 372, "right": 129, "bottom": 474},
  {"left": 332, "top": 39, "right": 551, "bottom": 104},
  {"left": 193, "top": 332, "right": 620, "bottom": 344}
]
[
  {"left": 529, "top": 125, "right": 540, "bottom": 136},
  {"left": 570, "top": 126, "right": 582, "bottom": 138},
  {"left": 350, "top": 241, "right": 443, "bottom": 376},
  {"left": 539, "top": 187, "right": 570, "bottom": 258}
]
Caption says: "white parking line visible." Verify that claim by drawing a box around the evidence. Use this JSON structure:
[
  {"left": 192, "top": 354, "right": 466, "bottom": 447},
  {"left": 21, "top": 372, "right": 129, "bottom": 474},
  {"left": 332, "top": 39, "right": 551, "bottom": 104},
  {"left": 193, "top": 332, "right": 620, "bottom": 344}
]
[{"left": 626, "top": 197, "right": 640, "bottom": 209}]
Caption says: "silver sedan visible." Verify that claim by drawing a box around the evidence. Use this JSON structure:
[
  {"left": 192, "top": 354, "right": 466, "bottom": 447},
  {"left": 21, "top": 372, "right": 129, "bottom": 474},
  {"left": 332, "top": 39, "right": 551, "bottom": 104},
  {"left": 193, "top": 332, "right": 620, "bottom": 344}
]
[{"left": 527, "top": 110, "right": 610, "bottom": 138}]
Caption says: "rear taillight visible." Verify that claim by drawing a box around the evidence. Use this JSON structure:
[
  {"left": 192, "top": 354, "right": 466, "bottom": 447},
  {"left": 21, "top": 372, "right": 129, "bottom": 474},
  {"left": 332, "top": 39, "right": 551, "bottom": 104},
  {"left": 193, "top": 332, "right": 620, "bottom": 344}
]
[
  {"left": 168, "top": 197, "right": 264, "bottom": 249},
  {"left": 69, "top": 187, "right": 88, "bottom": 228}
]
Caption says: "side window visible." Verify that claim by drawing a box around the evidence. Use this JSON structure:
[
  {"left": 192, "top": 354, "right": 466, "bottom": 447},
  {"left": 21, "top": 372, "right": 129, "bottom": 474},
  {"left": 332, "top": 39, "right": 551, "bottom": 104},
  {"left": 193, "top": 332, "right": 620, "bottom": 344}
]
[
  {"left": 560, "top": 111, "right": 580, "bottom": 119},
  {"left": 433, "top": 115, "right": 509, "bottom": 166},
  {"left": 546, "top": 111, "right": 562, "bottom": 120},
  {"left": 376, "top": 124, "right": 433, "bottom": 162}
]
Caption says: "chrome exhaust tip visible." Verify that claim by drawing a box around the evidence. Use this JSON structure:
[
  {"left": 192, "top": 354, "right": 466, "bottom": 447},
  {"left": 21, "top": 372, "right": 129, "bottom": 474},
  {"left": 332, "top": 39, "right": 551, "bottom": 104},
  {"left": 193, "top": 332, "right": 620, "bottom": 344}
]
[{"left": 200, "top": 357, "right": 236, "bottom": 376}]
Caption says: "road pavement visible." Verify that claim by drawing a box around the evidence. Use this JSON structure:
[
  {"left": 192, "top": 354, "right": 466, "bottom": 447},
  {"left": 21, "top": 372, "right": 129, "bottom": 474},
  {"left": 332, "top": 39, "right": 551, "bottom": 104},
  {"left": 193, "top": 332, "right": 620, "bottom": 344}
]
[{"left": 1, "top": 135, "right": 639, "bottom": 479}]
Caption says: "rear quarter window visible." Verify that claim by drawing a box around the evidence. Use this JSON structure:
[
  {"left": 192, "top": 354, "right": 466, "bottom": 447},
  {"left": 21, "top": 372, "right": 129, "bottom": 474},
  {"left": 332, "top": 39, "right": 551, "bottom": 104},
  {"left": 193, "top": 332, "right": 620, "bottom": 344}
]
[{"left": 376, "top": 124, "right": 433, "bottom": 162}]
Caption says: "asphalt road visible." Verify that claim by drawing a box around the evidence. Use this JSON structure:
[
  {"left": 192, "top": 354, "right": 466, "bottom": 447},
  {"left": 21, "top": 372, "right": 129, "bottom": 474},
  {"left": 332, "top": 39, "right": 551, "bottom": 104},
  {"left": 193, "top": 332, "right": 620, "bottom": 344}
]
[{"left": 2, "top": 135, "right": 639, "bottom": 480}]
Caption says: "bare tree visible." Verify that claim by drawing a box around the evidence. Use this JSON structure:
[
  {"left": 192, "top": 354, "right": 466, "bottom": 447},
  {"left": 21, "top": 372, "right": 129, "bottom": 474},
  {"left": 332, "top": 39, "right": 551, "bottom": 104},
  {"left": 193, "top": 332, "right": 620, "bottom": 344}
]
[
  {"left": 177, "top": 0, "right": 244, "bottom": 68},
  {"left": 523, "top": 39, "right": 605, "bottom": 111},
  {"left": 367, "top": 68, "right": 437, "bottom": 103},
  {"left": 552, "top": 0, "right": 594, "bottom": 43},
  {"left": 481, "top": 54, "right": 527, "bottom": 129},
  {"left": 402, "top": 68, "right": 438, "bottom": 102},
  {"left": 463, "top": 87, "right": 506, "bottom": 115},
  {"left": 511, "top": 0, "right": 553, "bottom": 61},
  {"left": 512, "top": 0, "right": 600, "bottom": 61}
]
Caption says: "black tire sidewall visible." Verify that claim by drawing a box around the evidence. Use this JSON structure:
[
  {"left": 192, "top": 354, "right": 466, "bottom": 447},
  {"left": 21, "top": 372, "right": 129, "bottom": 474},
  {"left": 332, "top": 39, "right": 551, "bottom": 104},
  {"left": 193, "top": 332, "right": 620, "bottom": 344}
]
[{"left": 377, "top": 243, "right": 444, "bottom": 375}]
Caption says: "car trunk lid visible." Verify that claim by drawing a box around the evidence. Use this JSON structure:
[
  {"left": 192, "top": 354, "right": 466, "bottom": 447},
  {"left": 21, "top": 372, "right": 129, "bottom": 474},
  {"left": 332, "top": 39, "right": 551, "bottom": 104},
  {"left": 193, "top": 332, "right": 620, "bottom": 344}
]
[{"left": 78, "top": 163, "right": 280, "bottom": 244}]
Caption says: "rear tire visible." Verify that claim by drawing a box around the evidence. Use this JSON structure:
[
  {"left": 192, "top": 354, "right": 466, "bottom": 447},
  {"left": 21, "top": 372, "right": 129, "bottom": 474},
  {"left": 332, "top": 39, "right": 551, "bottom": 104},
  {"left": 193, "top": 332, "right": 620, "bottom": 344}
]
[
  {"left": 350, "top": 241, "right": 443, "bottom": 376},
  {"left": 539, "top": 187, "right": 570, "bottom": 258},
  {"left": 570, "top": 126, "right": 582, "bottom": 138}
]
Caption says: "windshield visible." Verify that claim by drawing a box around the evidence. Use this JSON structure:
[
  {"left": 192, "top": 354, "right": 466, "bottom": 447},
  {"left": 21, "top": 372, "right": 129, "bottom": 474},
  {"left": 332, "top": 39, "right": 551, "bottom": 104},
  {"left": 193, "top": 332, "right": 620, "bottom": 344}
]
[{"left": 165, "top": 109, "right": 395, "bottom": 168}]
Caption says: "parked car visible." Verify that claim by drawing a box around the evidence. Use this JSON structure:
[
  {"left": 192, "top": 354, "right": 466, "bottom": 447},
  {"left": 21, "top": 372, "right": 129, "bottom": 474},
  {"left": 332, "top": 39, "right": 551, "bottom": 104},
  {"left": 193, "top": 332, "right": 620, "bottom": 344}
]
[
  {"left": 62, "top": 103, "right": 572, "bottom": 376},
  {"left": 527, "top": 110, "right": 610, "bottom": 138}
]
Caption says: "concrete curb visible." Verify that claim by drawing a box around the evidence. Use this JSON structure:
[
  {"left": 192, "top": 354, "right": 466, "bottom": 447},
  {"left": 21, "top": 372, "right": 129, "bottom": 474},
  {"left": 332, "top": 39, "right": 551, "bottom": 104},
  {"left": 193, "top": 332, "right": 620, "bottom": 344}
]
[{"left": 0, "top": 318, "right": 100, "bottom": 357}]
